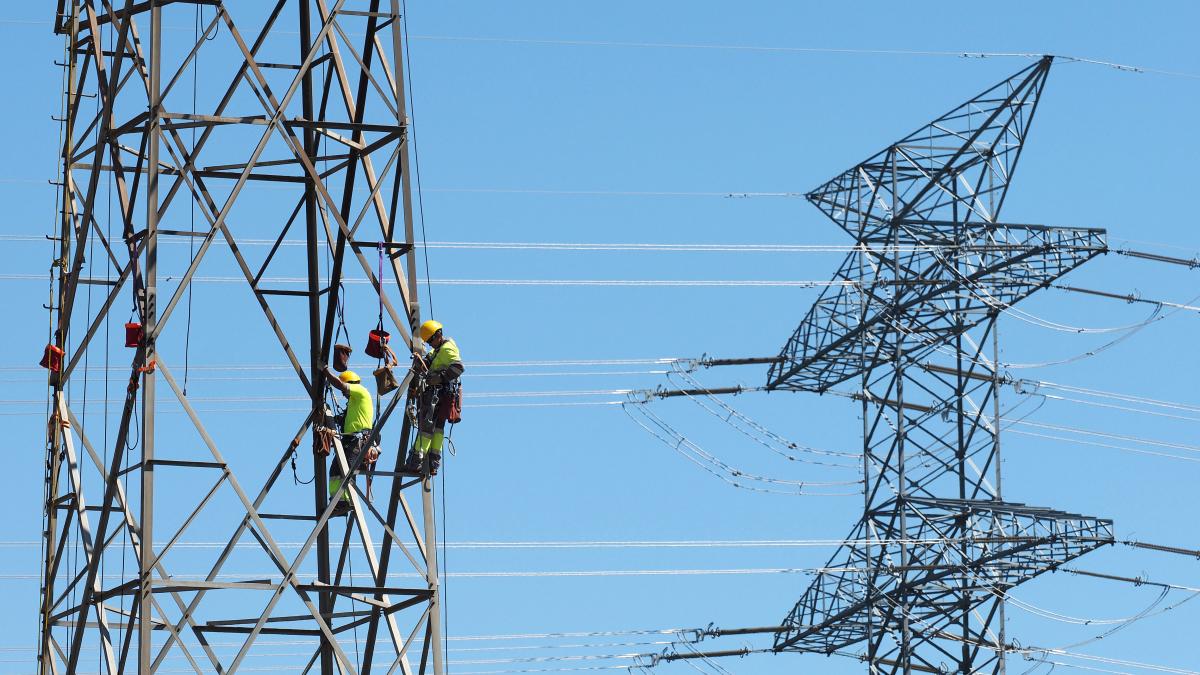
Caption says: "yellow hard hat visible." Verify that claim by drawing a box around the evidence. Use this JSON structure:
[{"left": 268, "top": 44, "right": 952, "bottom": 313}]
[
  {"left": 339, "top": 370, "right": 361, "bottom": 384},
  {"left": 418, "top": 320, "right": 443, "bottom": 343}
]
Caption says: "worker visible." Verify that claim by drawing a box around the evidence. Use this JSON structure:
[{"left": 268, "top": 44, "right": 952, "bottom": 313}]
[
  {"left": 405, "top": 320, "right": 464, "bottom": 476},
  {"left": 322, "top": 367, "right": 379, "bottom": 515}
]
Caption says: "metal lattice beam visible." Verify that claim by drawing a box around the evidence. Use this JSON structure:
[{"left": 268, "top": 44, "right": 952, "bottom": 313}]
[
  {"left": 39, "top": 3, "right": 440, "bottom": 674},
  {"left": 768, "top": 57, "right": 1114, "bottom": 674}
]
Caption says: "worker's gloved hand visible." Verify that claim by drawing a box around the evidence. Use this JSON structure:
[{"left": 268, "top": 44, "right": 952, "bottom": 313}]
[{"left": 366, "top": 445, "right": 381, "bottom": 463}]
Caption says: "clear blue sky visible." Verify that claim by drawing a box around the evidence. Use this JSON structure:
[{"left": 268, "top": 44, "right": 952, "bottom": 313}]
[{"left": 2, "top": 2, "right": 1199, "bottom": 673}]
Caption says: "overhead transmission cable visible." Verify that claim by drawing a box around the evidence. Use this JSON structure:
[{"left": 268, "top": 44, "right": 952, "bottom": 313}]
[
  {"left": 660, "top": 364, "right": 860, "bottom": 466},
  {"left": 400, "top": 37, "right": 1200, "bottom": 81},
  {"left": 856, "top": 567, "right": 1197, "bottom": 675},
  {"left": 620, "top": 403, "right": 862, "bottom": 496},
  {"left": 0, "top": 234, "right": 953, "bottom": 251},
  {"left": 0, "top": 535, "right": 1132, "bottom": 551},
  {"left": 6, "top": 16, "right": 1200, "bottom": 79}
]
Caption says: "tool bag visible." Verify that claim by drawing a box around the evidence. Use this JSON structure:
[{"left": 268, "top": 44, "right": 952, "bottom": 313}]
[
  {"left": 373, "top": 344, "right": 400, "bottom": 396},
  {"left": 437, "top": 380, "right": 463, "bottom": 424}
]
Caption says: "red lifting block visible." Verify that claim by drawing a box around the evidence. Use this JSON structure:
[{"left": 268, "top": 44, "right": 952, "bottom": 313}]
[
  {"left": 40, "top": 344, "right": 64, "bottom": 372},
  {"left": 124, "top": 322, "right": 143, "bottom": 348},
  {"left": 365, "top": 328, "right": 390, "bottom": 359}
]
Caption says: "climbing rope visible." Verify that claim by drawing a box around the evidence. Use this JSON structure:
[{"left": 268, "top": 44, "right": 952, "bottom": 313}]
[{"left": 181, "top": 2, "right": 206, "bottom": 396}]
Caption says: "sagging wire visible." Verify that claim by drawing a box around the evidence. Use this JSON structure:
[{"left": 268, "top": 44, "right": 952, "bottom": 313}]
[
  {"left": 927, "top": 253, "right": 1166, "bottom": 337},
  {"left": 663, "top": 363, "right": 861, "bottom": 466},
  {"left": 870, "top": 240, "right": 1194, "bottom": 373},
  {"left": 620, "top": 402, "right": 862, "bottom": 496},
  {"left": 864, "top": 300, "right": 1200, "bottom": 461},
  {"left": 833, "top": 366, "right": 1200, "bottom": 465},
  {"left": 1046, "top": 588, "right": 1199, "bottom": 655},
  {"left": 858, "top": 560, "right": 1200, "bottom": 675},
  {"left": 1000, "top": 301, "right": 1163, "bottom": 335},
  {"left": 811, "top": 384, "right": 1037, "bottom": 490},
  {"left": 980, "top": 284, "right": 1197, "bottom": 370},
  {"left": 1005, "top": 587, "right": 1171, "bottom": 627},
  {"left": 915, "top": 240, "right": 1170, "bottom": 360}
]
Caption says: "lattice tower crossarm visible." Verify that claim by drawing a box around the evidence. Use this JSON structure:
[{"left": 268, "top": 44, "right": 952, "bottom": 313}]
[
  {"left": 767, "top": 56, "right": 1114, "bottom": 673},
  {"left": 39, "top": 2, "right": 441, "bottom": 674}
]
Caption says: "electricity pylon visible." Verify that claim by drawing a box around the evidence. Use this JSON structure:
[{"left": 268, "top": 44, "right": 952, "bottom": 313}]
[
  {"left": 767, "top": 56, "right": 1114, "bottom": 673},
  {"left": 39, "top": 2, "right": 440, "bottom": 673}
]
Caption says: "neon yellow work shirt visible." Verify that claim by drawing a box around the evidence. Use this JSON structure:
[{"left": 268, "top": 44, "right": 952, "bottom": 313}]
[
  {"left": 430, "top": 338, "right": 462, "bottom": 372},
  {"left": 344, "top": 382, "right": 373, "bottom": 434}
]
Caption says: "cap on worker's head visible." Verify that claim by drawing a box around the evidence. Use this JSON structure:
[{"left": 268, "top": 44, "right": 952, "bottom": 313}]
[
  {"left": 339, "top": 370, "right": 361, "bottom": 384},
  {"left": 418, "top": 320, "right": 443, "bottom": 343}
]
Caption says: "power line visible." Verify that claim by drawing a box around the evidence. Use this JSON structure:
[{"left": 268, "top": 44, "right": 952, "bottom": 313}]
[
  {"left": 0, "top": 389, "right": 637, "bottom": 405},
  {"left": 403, "top": 37, "right": 1200, "bottom": 80},
  {"left": 0, "top": 566, "right": 906, "bottom": 581},
  {"left": 6, "top": 16, "right": 1199, "bottom": 78},
  {"left": 660, "top": 365, "right": 861, "bottom": 465},
  {"left": 0, "top": 234, "right": 1127, "bottom": 254},
  {"left": 1011, "top": 419, "right": 1200, "bottom": 455},
  {"left": 0, "top": 273, "right": 879, "bottom": 288},
  {"left": 0, "top": 537, "right": 1058, "bottom": 550},
  {"left": 0, "top": 357, "right": 686, "bottom": 371},
  {"left": 421, "top": 188, "right": 802, "bottom": 199},
  {"left": 0, "top": 627, "right": 699, "bottom": 652},
  {"left": 0, "top": 402, "right": 626, "bottom": 416},
  {"left": 1009, "top": 428, "right": 1200, "bottom": 464},
  {"left": 623, "top": 403, "right": 862, "bottom": 496},
  {"left": 1030, "top": 379, "right": 1200, "bottom": 414},
  {"left": 1038, "top": 391, "right": 1200, "bottom": 424}
]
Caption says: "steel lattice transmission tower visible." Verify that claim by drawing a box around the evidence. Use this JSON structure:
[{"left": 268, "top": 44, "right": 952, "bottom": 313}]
[
  {"left": 40, "top": 2, "right": 441, "bottom": 673},
  {"left": 767, "top": 57, "right": 1114, "bottom": 673}
]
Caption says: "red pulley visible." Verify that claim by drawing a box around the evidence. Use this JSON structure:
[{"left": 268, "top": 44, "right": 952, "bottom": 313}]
[
  {"left": 365, "top": 328, "right": 390, "bottom": 359},
  {"left": 40, "top": 344, "right": 64, "bottom": 373},
  {"left": 125, "top": 322, "right": 143, "bottom": 348}
]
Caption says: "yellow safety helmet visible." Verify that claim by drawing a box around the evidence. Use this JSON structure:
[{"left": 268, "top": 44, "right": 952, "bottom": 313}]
[
  {"left": 339, "top": 370, "right": 361, "bottom": 384},
  {"left": 418, "top": 320, "right": 443, "bottom": 343}
]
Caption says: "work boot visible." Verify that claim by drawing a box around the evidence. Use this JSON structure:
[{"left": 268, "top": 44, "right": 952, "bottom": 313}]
[
  {"left": 404, "top": 450, "right": 424, "bottom": 473},
  {"left": 428, "top": 453, "right": 442, "bottom": 476}
]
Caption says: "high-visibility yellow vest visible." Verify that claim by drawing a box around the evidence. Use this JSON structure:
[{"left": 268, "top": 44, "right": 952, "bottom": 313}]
[
  {"left": 344, "top": 382, "right": 373, "bottom": 434},
  {"left": 430, "top": 338, "right": 462, "bottom": 372}
]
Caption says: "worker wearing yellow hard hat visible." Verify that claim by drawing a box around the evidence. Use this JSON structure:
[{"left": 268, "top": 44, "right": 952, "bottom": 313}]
[
  {"left": 406, "top": 319, "right": 464, "bottom": 476},
  {"left": 321, "top": 366, "right": 379, "bottom": 515},
  {"left": 418, "top": 319, "right": 443, "bottom": 343}
]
